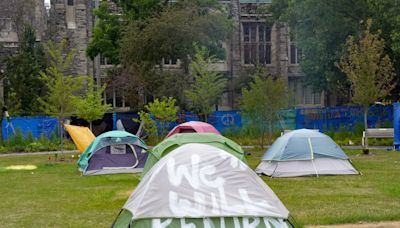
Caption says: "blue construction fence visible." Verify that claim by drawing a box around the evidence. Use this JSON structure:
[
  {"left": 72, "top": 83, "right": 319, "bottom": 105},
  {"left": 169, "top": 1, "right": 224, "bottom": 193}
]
[
  {"left": 1, "top": 105, "right": 394, "bottom": 140},
  {"left": 2, "top": 116, "right": 58, "bottom": 140}
]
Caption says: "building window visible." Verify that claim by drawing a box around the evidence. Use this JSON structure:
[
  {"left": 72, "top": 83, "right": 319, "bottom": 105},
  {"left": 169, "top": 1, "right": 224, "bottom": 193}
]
[
  {"left": 100, "top": 55, "right": 109, "bottom": 65},
  {"left": 163, "top": 58, "right": 177, "bottom": 65},
  {"left": 0, "top": 18, "right": 12, "bottom": 32},
  {"left": 243, "top": 22, "right": 271, "bottom": 65},
  {"left": 289, "top": 78, "right": 321, "bottom": 106},
  {"left": 67, "top": 0, "right": 74, "bottom": 6},
  {"left": 289, "top": 33, "right": 302, "bottom": 64}
]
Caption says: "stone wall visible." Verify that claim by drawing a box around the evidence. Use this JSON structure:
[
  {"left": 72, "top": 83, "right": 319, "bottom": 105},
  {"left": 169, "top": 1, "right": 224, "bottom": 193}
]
[{"left": 49, "top": 0, "right": 93, "bottom": 76}]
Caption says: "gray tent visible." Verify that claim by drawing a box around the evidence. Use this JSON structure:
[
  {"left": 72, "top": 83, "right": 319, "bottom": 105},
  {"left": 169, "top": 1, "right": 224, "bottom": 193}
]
[
  {"left": 256, "top": 129, "right": 359, "bottom": 177},
  {"left": 113, "top": 143, "right": 292, "bottom": 227}
]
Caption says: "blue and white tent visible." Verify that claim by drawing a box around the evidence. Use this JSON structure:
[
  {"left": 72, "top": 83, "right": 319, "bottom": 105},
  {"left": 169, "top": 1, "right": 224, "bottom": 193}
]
[{"left": 256, "top": 129, "right": 359, "bottom": 177}]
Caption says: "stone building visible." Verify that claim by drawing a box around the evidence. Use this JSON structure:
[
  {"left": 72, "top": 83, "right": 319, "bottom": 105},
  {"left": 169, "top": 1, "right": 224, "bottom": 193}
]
[
  {"left": 162, "top": 0, "right": 324, "bottom": 109},
  {"left": 0, "top": 0, "right": 47, "bottom": 100},
  {"left": 48, "top": 0, "right": 323, "bottom": 110},
  {"left": 48, "top": 0, "right": 94, "bottom": 76}
]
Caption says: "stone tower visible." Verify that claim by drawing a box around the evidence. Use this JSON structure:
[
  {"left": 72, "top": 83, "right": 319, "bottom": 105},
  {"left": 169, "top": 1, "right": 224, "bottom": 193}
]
[{"left": 49, "top": 0, "right": 93, "bottom": 76}]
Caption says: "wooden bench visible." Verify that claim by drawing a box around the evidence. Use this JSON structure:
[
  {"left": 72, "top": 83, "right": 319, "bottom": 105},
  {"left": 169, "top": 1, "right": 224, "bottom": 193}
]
[{"left": 362, "top": 128, "right": 394, "bottom": 146}]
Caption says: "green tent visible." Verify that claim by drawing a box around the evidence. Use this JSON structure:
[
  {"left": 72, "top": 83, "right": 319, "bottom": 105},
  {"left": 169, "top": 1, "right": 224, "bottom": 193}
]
[
  {"left": 77, "top": 131, "right": 148, "bottom": 175},
  {"left": 112, "top": 143, "right": 292, "bottom": 228},
  {"left": 141, "top": 133, "right": 246, "bottom": 176}
]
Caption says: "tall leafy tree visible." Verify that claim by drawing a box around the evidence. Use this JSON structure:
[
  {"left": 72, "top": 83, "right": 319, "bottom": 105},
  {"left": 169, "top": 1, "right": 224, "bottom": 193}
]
[
  {"left": 241, "top": 76, "right": 288, "bottom": 148},
  {"left": 185, "top": 46, "right": 227, "bottom": 122},
  {"left": 3, "top": 25, "right": 46, "bottom": 115},
  {"left": 73, "top": 78, "right": 112, "bottom": 130},
  {"left": 338, "top": 20, "right": 395, "bottom": 153},
  {"left": 38, "top": 40, "right": 85, "bottom": 149},
  {"left": 86, "top": 2, "right": 123, "bottom": 64},
  {"left": 268, "top": 0, "right": 368, "bottom": 102},
  {"left": 87, "top": 0, "right": 166, "bottom": 63},
  {"left": 121, "top": 0, "right": 231, "bottom": 69},
  {"left": 269, "top": 0, "right": 400, "bottom": 103}
]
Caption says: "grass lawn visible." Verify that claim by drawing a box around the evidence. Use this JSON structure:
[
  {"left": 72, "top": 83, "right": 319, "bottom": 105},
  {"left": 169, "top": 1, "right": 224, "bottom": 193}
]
[{"left": 0, "top": 149, "right": 399, "bottom": 227}]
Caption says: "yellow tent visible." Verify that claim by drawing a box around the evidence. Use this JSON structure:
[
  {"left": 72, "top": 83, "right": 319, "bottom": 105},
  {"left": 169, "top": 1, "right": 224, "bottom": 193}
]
[{"left": 64, "top": 124, "right": 96, "bottom": 153}]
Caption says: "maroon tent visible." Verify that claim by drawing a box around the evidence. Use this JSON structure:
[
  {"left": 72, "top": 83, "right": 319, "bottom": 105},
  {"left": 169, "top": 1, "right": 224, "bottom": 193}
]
[{"left": 165, "top": 121, "right": 220, "bottom": 139}]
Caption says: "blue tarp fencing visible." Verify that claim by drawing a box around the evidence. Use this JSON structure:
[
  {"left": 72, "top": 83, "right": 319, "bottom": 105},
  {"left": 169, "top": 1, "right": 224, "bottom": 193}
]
[
  {"left": 2, "top": 116, "right": 58, "bottom": 140},
  {"left": 2, "top": 105, "right": 394, "bottom": 140},
  {"left": 393, "top": 103, "right": 400, "bottom": 150},
  {"left": 295, "top": 105, "right": 393, "bottom": 132}
]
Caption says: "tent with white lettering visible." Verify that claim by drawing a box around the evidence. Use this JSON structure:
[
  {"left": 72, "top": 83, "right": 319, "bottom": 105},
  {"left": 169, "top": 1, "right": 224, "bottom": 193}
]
[
  {"left": 256, "top": 129, "right": 359, "bottom": 177},
  {"left": 141, "top": 133, "right": 247, "bottom": 176},
  {"left": 112, "top": 143, "right": 293, "bottom": 228}
]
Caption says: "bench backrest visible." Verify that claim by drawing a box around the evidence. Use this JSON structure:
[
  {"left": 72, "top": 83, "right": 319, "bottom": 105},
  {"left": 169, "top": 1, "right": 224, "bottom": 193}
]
[{"left": 365, "top": 128, "right": 394, "bottom": 137}]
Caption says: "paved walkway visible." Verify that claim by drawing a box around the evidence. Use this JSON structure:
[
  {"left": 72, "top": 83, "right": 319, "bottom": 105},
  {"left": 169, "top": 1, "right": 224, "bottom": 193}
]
[
  {"left": 0, "top": 150, "right": 78, "bottom": 157},
  {"left": 0, "top": 145, "right": 395, "bottom": 158}
]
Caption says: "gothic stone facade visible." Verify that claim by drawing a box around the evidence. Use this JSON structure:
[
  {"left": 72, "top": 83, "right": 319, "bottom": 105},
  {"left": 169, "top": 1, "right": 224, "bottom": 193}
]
[
  {"left": 49, "top": 0, "right": 94, "bottom": 76},
  {"left": 164, "top": 0, "right": 323, "bottom": 110},
  {"left": 48, "top": 0, "right": 323, "bottom": 110}
]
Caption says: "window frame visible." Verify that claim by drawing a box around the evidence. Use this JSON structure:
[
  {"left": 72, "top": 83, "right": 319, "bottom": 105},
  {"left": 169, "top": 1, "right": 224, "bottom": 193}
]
[{"left": 242, "top": 21, "right": 272, "bottom": 65}]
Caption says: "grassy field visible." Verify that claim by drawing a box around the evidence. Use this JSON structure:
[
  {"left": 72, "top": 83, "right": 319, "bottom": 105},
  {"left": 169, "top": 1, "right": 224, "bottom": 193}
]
[{"left": 0, "top": 149, "right": 399, "bottom": 227}]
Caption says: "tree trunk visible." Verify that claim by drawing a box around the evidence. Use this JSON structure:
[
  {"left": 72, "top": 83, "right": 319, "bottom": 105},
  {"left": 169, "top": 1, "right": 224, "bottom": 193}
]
[
  {"left": 204, "top": 113, "right": 208, "bottom": 123},
  {"left": 89, "top": 121, "right": 93, "bottom": 131},
  {"left": 363, "top": 106, "right": 369, "bottom": 155},
  {"left": 268, "top": 120, "right": 273, "bottom": 145},
  {"left": 260, "top": 121, "right": 265, "bottom": 149},
  {"left": 0, "top": 111, "right": 3, "bottom": 146},
  {"left": 58, "top": 117, "right": 64, "bottom": 159}
]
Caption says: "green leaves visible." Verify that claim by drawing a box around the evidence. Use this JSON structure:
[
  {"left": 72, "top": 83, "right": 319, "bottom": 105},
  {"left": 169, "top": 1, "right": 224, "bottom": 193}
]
[
  {"left": 240, "top": 75, "right": 288, "bottom": 147},
  {"left": 138, "top": 97, "right": 178, "bottom": 138},
  {"left": 338, "top": 19, "right": 395, "bottom": 108},
  {"left": 3, "top": 25, "right": 46, "bottom": 115},
  {"left": 73, "top": 78, "right": 112, "bottom": 126},
  {"left": 38, "top": 39, "right": 85, "bottom": 120},
  {"left": 184, "top": 45, "right": 227, "bottom": 122},
  {"left": 87, "top": 1, "right": 123, "bottom": 63},
  {"left": 120, "top": 0, "right": 231, "bottom": 68}
]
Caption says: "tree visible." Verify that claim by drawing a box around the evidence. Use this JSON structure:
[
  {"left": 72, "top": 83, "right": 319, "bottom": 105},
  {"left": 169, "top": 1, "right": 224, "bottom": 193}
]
[
  {"left": 86, "top": 1, "right": 123, "bottom": 64},
  {"left": 240, "top": 76, "right": 288, "bottom": 148},
  {"left": 38, "top": 40, "right": 85, "bottom": 150},
  {"left": 138, "top": 97, "right": 178, "bottom": 140},
  {"left": 74, "top": 78, "right": 111, "bottom": 130},
  {"left": 87, "top": 0, "right": 166, "bottom": 63},
  {"left": 338, "top": 20, "right": 395, "bottom": 154},
  {"left": 3, "top": 24, "right": 46, "bottom": 115},
  {"left": 268, "top": 0, "right": 400, "bottom": 103},
  {"left": 118, "top": 0, "right": 231, "bottom": 106},
  {"left": 121, "top": 0, "right": 231, "bottom": 70},
  {"left": 268, "top": 0, "right": 369, "bottom": 102},
  {"left": 185, "top": 46, "right": 227, "bottom": 122}
]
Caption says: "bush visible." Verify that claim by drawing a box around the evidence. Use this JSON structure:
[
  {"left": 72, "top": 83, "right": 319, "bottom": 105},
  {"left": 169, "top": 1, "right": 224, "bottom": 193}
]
[{"left": 0, "top": 131, "right": 75, "bottom": 153}]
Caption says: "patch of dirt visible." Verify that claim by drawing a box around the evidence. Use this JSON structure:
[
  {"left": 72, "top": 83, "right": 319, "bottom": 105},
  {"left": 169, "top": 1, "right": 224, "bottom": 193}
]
[{"left": 308, "top": 221, "right": 400, "bottom": 228}]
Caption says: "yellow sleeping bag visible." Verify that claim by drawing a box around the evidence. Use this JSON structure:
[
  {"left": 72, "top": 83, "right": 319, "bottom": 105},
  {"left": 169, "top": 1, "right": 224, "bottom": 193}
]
[{"left": 64, "top": 124, "right": 96, "bottom": 153}]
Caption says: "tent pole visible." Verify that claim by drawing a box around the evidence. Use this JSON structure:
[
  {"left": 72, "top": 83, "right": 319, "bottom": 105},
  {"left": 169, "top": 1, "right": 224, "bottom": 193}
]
[
  {"left": 311, "top": 159, "right": 319, "bottom": 177},
  {"left": 308, "top": 137, "right": 319, "bottom": 177},
  {"left": 270, "top": 162, "right": 279, "bottom": 178}
]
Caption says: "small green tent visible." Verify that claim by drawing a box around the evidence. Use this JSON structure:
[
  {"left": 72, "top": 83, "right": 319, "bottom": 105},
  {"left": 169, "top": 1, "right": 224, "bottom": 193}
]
[{"left": 141, "top": 133, "right": 246, "bottom": 176}]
